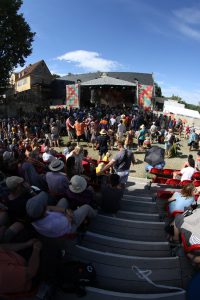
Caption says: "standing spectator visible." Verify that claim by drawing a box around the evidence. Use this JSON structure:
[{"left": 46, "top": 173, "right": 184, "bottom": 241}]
[
  {"left": 137, "top": 124, "right": 146, "bottom": 151},
  {"left": 74, "top": 118, "right": 85, "bottom": 145},
  {"left": 117, "top": 120, "right": 126, "bottom": 141},
  {"left": 96, "top": 129, "right": 109, "bottom": 161},
  {"left": 98, "top": 140, "right": 135, "bottom": 188},
  {"left": 150, "top": 122, "right": 157, "bottom": 143},
  {"left": 66, "top": 116, "right": 75, "bottom": 142},
  {"left": 188, "top": 129, "right": 198, "bottom": 151},
  {"left": 164, "top": 129, "right": 175, "bottom": 158},
  {"left": 51, "top": 122, "right": 60, "bottom": 147},
  {"left": 42, "top": 122, "right": 52, "bottom": 146}
]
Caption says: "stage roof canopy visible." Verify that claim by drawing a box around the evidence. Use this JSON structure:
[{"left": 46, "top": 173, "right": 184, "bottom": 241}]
[{"left": 81, "top": 75, "right": 135, "bottom": 87}]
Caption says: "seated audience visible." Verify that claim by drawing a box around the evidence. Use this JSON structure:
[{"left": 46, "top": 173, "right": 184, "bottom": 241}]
[
  {"left": 100, "top": 174, "right": 123, "bottom": 213},
  {"left": 46, "top": 159, "right": 69, "bottom": 197},
  {"left": 0, "top": 239, "right": 42, "bottom": 298},
  {"left": 173, "top": 158, "right": 196, "bottom": 181},
  {"left": 26, "top": 192, "right": 96, "bottom": 238},
  {"left": 195, "top": 151, "right": 200, "bottom": 171},
  {"left": 66, "top": 175, "right": 95, "bottom": 209},
  {"left": 42, "top": 146, "right": 56, "bottom": 163},
  {"left": 168, "top": 183, "right": 196, "bottom": 215}
]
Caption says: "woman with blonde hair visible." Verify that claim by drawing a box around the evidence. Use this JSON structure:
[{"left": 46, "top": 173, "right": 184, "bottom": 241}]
[
  {"left": 66, "top": 145, "right": 83, "bottom": 175},
  {"left": 168, "top": 183, "right": 196, "bottom": 215}
]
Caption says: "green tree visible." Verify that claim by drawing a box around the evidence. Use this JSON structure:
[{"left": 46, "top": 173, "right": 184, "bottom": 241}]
[
  {"left": 170, "top": 94, "right": 183, "bottom": 101},
  {"left": 52, "top": 74, "right": 61, "bottom": 79},
  {"left": 0, "top": 0, "right": 35, "bottom": 92}
]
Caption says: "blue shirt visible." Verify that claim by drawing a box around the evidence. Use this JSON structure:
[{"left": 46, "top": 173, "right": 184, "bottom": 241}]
[{"left": 169, "top": 192, "right": 195, "bottom": 214}]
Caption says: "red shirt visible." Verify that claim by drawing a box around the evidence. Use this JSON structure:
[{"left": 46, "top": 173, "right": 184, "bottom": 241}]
[{"left": 0, "top": 250, "right": 32, "bottom": 296}]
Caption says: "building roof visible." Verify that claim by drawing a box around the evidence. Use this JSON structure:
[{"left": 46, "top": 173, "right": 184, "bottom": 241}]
[
  {"left": 81, "top": 75, "right": 136, "bottom": 86},
  {"left": 16, "top": 60, "right": 45, "bottom": 80},
  {"left": 59, "top": 71, "right": 154, "bottom": 85}
]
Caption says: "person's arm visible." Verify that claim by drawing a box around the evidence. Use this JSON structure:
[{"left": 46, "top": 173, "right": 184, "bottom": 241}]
[
  {"left": 168, "top": 193, "right": 176, "bottom": 203},
  {"left": 0, "top": 239, "right": 36, "bottom": 252},
  {"left": 47, "top": 205, "right": 66, "bottom": 213},
  {"left": 98, "top": 159, "right": 115, "bottom": 174},
  {"left": 47, "top": 206, "right": 73, "bottom": 222},
  {"left": 26, "top": 240, "right": 42, "bottom": 280}
]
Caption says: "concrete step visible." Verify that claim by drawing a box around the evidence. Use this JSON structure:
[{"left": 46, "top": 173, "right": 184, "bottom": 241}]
[
  {"left": 57, "top": 286, "right": 186, "bottom": 300},
  {"left": 89, "top": 215, "right": 166, "bottom": 242},
  {"left": 81, "top": 231, "right": 171, "bottom": 257}
]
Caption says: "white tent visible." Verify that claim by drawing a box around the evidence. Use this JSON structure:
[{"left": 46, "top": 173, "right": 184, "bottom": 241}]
[{"left": 163, "top": 101, "right": 200, "bottom": 119}]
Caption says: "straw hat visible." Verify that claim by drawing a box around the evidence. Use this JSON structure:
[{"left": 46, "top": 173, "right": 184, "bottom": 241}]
[{"left": 100, "top": 129, "right": 107, "bottom": 135}]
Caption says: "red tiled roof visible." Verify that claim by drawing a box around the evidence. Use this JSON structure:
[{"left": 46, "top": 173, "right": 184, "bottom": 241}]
[{"left": 16, "top": 60, "right": 44, "bottom": 80}]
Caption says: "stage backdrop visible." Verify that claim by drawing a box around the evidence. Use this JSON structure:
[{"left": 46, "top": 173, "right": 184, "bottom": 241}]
[
  {"left": 66, "top": 84, "right": 79, "bottom": 107},
  {"left": 138, "top": 84, "right": 153, "bottom": 108}
]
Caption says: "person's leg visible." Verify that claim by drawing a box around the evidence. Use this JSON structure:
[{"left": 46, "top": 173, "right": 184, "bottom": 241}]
[
  {"left": 56, "top": 197, "right": 69, "bottom": 209},
  {"left": 3, "top": 222, "right": 25, "bottom": 242},
  {"left": 71, "top": 204, "right": 97, "bottom": 232},
  {"left": 0, "top": 211, "right": 9, "bottom": 226}
]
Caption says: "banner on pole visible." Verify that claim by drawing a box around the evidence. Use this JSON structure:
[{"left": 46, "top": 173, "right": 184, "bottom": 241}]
[
  {"left": 66, "top": 84, "right": 79, "bottom": 107},
  {"left": 138, "top": 84, "right": 153, "bottom": 108}
]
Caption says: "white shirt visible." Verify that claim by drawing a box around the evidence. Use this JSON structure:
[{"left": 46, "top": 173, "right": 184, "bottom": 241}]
[
  {"left": 117, "top": 123, "right": 126, "bottom": 133},
  {"left": 42, "top": 152, "right": 56, "bottom": 163},
  {"left": 181, "top": 167, "right": 195, "bottom": 181},
  {"left": 110, "top": 118, "right": 116, "bottom": 126}
]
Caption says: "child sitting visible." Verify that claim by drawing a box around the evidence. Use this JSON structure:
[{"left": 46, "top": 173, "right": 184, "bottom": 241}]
[
  {"left": 143, "top": 135, "right": 151, "bottom": 149},
  {"left": 96, "top": 162, "right": 105, "bottom": 174},
  {"left": 102, "top": 152, "right": 111, "bottom": 163}
]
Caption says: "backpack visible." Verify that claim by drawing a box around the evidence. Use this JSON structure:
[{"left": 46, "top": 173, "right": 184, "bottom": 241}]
[
  {"left": 114, "top": 149, "right": 128, "bottom": 172},
  {"left": 56, "top": 261, "right": 96, "bottom": 296}
]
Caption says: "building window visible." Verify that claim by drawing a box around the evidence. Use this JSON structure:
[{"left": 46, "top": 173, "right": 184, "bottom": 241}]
[{"left": 17, "top": 78, "right": 28, "bottom": 87}]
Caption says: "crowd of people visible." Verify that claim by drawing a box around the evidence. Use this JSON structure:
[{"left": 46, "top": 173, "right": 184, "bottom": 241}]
[{"left": 0, "top": 105, "right": 200, "bottom": 297}]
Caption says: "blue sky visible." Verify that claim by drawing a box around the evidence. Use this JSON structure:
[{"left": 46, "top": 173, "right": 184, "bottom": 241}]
[{"left": 19, "top": 0, "right": 200, "bottom": 105}]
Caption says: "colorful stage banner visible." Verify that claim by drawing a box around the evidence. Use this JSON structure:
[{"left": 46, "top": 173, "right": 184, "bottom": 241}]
[
  {"left": 138, "top": 84, "right": 153, "bottom": 108},
  {"left": 66, "top": 84, "right": 79, "bottom": 107}
]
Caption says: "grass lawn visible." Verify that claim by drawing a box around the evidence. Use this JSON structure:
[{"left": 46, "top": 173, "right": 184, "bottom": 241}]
[{"left": 55, "top": 135, "right": 198, "bottom": 178}]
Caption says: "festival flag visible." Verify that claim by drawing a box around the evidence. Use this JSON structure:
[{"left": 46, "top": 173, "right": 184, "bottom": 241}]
[{"left": 66, "top": 84, "right": 79, "bottom": 107}]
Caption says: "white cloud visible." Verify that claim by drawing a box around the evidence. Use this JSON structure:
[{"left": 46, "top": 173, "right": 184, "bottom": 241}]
[
  {"left": 57, "top": 50, "right": 121, "bottom": 71},
  {"left": 50, "top": 70, "right": 66, "bottom": 77},
  {"left": 161, "top": 84, "right": 200, "bottom": 105},
  {"left": 173, "top": 7, "right": 200, "bottom": 25},
  {"left": 172, "top": 6, "right": 200, "bottom": 40}
]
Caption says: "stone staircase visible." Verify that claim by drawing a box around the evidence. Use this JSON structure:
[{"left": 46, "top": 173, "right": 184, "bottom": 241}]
[{"left": 55, "top": 177, "right": 194, "bottom": 300}]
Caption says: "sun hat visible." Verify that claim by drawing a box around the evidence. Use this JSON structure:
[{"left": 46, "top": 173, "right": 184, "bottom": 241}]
[
  {"left": 69, "top": 175, "right": 87, "bottom": 194},
  {"left": 100, "top": 129, "right": 107, "bottom": 135},
  {"left": 3, "top": 151, "right": 12, "bottom": 161},
  {"left": 6, "top": 176, "right": 24, "bottom": 190},
  {"left": 26, "top": 192, "right": 48, "bottom": 219},
  {"left": 49, "top": 159, "right": 64, "bottom": 172}
]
